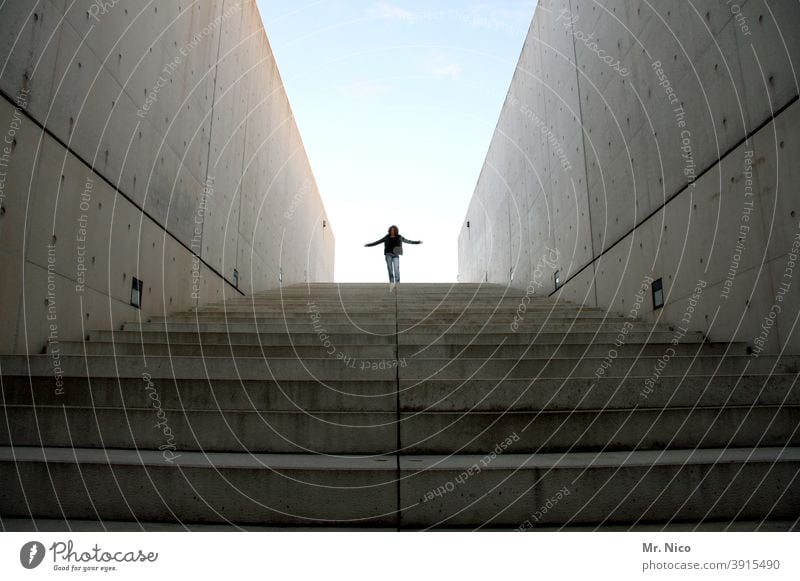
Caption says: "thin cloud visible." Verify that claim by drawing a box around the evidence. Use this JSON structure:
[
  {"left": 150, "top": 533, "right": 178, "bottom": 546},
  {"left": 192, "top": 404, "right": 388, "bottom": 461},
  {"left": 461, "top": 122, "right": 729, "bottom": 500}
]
[
  {"left": 462, "top": 0, "right": 536, "bottom": 34},
  {"left": 338, "top": 80, "right": 390, "bottom": 99},
  {"left": 369, "top": 1, "right": 419, "bottom": 21},
  {"left": 421, "top": 54, "right": 463, "bottom": 78}
]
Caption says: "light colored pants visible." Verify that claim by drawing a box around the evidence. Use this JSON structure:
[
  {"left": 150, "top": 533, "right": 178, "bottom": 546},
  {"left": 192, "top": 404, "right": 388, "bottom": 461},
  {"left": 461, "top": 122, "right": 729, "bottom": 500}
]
[{"left": 384, "top": 253, "right": 400, "bottom": 283}]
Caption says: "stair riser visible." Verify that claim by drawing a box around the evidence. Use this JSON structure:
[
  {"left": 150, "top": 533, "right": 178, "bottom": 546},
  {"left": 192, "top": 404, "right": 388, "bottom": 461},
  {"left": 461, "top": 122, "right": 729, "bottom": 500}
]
[
  {"left": 0, "top": 356, "right": 399, "bottom": 381},
  {"left": 399, "top": 461, "right": 800, "bottom": 528},
  {"left": 400, "top": 343, "right": 739, "bottom": 358},
  {"left": 7, "top": 355, "right": 793, "bottom": 381},
  {"left": 0, "top": 377, "right": 397, "bottom": 411},
  {"left": 124, "top": 323, "right": 679, "bottom": 334},
  {"left": 158, "top": 309, "right": 620, "bottom": 327},
  {"left": 4, "top": 375, "right": 795, "bottom": 411},
  {"left": 55, "top": 342, "right": 739, "bottom": 358},
  {"left": 0, "top": 408, "right": 396, "bottom": 453},
  {"left": 186, "top": 307, "right": 604, "bottom": 315},
  {"left": 89, "top": 331, "right": 397, "bottom": 346},
  {"left": 1, "top": 458, "right": 795, "bottom": 527},
  {"left": 2, "top": 407, "right": 796, "bottom": 453},
  {"left": 399, "top": 407, "right": 800, "bottom": 453},
  {"left": 399, "top": 332, "right": 704, "bottom": 344},
  {"left": 403, "top": 357, "right": 797, "bottom": 378},
  {"left": 57, "top": 343, "right": 398, "bottom": 358},
  {"left": 0, "top": 462, "right": 397, "bottom": 526},
  {"left": 87, "top": 330, "right": 699, "bottom": 346},
  {"left": 399, "top": 376, "right": 800, "bottom": 411}
]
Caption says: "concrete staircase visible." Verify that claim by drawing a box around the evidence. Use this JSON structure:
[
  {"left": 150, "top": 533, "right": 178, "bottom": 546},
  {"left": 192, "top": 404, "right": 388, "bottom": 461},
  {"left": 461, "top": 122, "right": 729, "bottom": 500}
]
[{"left": 1, "top": 283, "right": 799, "bottom": 530}]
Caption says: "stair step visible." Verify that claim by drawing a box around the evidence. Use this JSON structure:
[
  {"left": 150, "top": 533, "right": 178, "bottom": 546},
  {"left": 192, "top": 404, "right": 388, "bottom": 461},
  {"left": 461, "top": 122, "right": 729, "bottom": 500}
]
[
  {"left": 1, "top": 447, "right": 796, "bottom": 528},
  {"left": 1, "top": 518, "right": 794, "bottom": 532},
  {"left": 7, "top": 354, "right": 795, "bottom": 381},
  {"left": 57, "top": 341, "right": 398, "bottom": 357},
  {"left": 2, "top": 405, "right": 796, "bottom": 453},
  {"left": 0, "top": 447, "right": 396, "bottom": 526},
  {"left": 152, "top": 314, "right": 629, "bottom": 324},
  {"left": 88, "top": 330, "right": 397, "bottom": 346},
  {"left": 400, "top": 356, "right": 798, "bottom": 378},
  {"left": 0, "top": 355, "right": 398, "bottom": 381},
  {"left": 86, "top": 329, "right": 696, "bottom": 346},
  {"left": 398, "top": 447, "right": 800, "bottom": 528},
  {"left": 0, "top": 376, "right": 397, "bottom": 411},
  {"left": 123, "top": 322, "right": 679, "bottom": 334},
  {"left": 399, "top": 374, "right": 800, "bottom": 410},
  {"left": 2, "top": 373, "right": 796, "bottom": 411},
  {"left": 55, "top": 340, "right": 742, "bottom": 358},
  {"left": 0, "top": 519, "right": 398, "bottom": 532}
]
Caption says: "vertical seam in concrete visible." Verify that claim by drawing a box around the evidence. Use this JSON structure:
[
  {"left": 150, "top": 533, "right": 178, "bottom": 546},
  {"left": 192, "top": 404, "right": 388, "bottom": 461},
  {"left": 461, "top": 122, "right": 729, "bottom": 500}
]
[
  {"left": 196, "top": 0, "right": 228, "bottom": 305},
  {"left": 235, "top": 99, "right": 247, "bottom": 282},
  {"left": 568, "top": 0, "right": 600, "bottom": 307},
  {"left": 394, "top": 285, "right": 401, "bottom": 531},
  {"left": 536, "top": 14, "right": 556, "bottom": 282}
]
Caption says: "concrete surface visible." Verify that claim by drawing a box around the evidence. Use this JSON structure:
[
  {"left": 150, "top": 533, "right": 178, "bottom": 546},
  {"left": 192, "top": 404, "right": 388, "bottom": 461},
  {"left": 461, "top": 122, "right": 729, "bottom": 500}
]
[
  {"left": 1, "top": 283, "right": 798, "bottom": 529},
  {"left": 458, "top": 0, "right": 800, "bottom": 355},
  {"left": 0, "top": 1, "right": 334, "bottom": 354}
]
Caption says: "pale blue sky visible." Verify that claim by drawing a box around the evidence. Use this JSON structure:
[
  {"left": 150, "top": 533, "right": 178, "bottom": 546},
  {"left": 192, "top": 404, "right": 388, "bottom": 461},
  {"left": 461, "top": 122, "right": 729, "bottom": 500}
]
[{"left": 256, "top": 0, "right": 537, "bottom": 282}]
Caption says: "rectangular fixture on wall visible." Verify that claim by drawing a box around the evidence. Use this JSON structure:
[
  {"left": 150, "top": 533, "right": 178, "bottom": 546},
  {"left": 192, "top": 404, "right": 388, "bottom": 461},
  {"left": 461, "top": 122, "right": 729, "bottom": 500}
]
[
  {"left": 233, "top": 269, "right": 239, "bottom": 289},
  {"left": 652, "top": 278, "right": 664, "bottom": 309},
  {"left": 131, "top": 277, "right": 143, "bottom": 309},
  {"left": 554, "top": 270, "right": 561, "bottom": 291}
]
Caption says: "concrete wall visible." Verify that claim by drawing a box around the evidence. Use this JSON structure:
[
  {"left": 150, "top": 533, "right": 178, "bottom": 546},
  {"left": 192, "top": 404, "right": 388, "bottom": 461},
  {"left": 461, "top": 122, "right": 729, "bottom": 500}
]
[
  {"left": 0, "top": 0, "right": 334, "bottom": 353},
  {"left": 459, "top": 0, "right": 800, "bottom": 354}
]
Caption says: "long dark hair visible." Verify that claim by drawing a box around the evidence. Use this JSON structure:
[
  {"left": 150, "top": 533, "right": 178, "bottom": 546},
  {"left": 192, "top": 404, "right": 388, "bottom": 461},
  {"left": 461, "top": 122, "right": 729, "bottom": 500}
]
[{"left": 387, "top": 225, "right": 400, "bottom": 237}]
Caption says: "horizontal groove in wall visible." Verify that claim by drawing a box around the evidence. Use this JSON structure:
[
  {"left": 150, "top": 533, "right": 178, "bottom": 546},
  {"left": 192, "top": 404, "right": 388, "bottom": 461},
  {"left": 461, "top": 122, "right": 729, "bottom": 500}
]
[
  {"left": 551, "top": 93, "right": 800, "bottom": 297},
  {"left": 0, "top": 87, "right": 245, "bottom": 297}
]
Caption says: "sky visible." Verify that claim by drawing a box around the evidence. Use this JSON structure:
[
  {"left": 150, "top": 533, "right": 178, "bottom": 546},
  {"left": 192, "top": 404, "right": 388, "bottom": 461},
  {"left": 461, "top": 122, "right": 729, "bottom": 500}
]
[{"left": 256, "top": 0, "right": 538, "bottom": 282}]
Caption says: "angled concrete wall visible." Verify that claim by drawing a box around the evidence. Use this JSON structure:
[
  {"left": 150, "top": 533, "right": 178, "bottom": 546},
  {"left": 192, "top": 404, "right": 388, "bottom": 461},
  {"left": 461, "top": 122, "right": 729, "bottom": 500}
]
[
  {"left": 459, "top": 0, "right": 800, "bottom": 354},
  {"left": 0, "top": 0, "right": 334, "bottom": 353}
]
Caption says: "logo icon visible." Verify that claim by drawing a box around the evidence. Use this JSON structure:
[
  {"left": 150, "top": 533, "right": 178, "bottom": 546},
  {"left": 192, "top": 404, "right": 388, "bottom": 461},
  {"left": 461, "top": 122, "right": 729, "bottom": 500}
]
[{"left": 20, "top": 541, "right": 46, "bottom": 569}]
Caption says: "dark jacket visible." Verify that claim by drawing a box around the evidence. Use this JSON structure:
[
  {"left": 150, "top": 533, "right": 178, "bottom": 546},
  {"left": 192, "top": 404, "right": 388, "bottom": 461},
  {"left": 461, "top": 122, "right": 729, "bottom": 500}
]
[{"left": 366, "top": 235, "right": 421, "bottom": 255}]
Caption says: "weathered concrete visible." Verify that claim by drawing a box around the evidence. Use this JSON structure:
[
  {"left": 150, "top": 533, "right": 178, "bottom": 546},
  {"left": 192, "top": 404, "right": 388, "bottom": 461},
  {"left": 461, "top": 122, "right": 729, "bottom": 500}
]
[
  {"left": 0, "top": 1, "right": 334, "bottom": 354},
  {"left": 458, "top": 0, "right": 800, "bottom": 355},
  {"left": 0, "top": 447, "right": 396, "bottom": 526}
]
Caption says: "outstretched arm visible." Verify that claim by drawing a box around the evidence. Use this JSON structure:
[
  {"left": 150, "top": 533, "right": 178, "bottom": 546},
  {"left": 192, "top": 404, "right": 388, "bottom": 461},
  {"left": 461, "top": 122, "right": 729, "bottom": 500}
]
[
  {"left": 365, "top": 235, "right": 387, "bottom": 247},
  {"left": 401, "top": 236, "right": 422, "bottom": 244}
]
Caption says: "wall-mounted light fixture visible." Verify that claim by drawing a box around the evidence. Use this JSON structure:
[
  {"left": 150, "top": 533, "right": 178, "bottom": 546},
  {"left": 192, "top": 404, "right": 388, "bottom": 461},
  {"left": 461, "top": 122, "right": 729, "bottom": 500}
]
[
  {"left": 130, "top": 277, "right": 143, "bottom": 309},
  {"left": 232, "top": 269, "right": 239, "bottom": 289},
  {"left": 554, "top": 270, "right": 561, "bottom": 291},
  {"left": 652, "top": 278, "right": 664, "bottom": 309}
]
